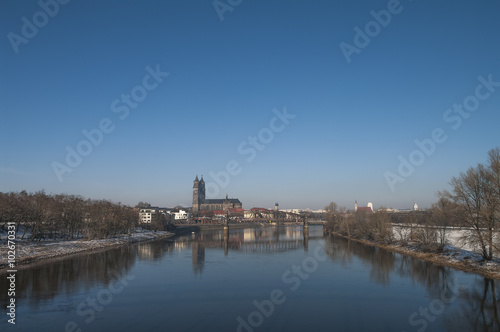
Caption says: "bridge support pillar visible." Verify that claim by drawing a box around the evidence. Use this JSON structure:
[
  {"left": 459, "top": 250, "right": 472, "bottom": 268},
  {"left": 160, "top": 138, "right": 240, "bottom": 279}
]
[
  {"left": 223, "top": 229, "right": 229, "bottom": 256},
  {"left": 224, "top": 209, "right": 229, "bottom": 233}
]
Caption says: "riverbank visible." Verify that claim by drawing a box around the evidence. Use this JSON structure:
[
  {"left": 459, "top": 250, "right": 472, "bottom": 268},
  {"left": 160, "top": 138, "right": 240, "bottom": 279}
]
[
  {"left": 0, "top": 229, "right": 174, "bottom": 270},
  {"left": 326, "top": 230, "right": 500, "bottom": 280}
]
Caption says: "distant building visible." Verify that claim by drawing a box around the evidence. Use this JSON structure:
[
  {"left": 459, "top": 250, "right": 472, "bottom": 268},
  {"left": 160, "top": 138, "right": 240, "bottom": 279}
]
[
  {"left": 355, "top": 200, "right": 373, "bottom": 213},
  {"left": 377, "top": 202, "right": 422, "bottom": 213},
  {"left": 139, "top": 208, "right": 155, "bottom": 223},
  {"left": 280, "top": 208, "right": 325, "bottom": 214},
  {"left": 243, "top": 207, "right": 301, "bottom": 221},
  {"left": 139, "top": 207, "right": 171, "bottom": 224},
  {"left": 192, "top": 175, "right": 242, "bottom": 213},
  {"left": 173, "top": 209, "right": 191, "bottom": 220},
  {"left": 244, "top": 207, "right": 271, "bottom": 219},
  {"left": 207, "top": 208, "right": 244, "bottom": 218},
  {"left": 244, "top": 210, "right": 255, "bottom": 219}
]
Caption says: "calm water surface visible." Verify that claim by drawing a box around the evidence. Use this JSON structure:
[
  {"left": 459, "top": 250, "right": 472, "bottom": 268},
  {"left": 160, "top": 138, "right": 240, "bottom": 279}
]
[{"left": 1, "top": 225, "right": 499, "bottom": 331}]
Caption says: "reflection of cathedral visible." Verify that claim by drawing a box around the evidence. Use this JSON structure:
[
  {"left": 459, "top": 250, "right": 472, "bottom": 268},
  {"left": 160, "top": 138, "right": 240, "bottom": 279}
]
[
  {"left": 192, "top": 175, "right": 242, "bottom": 213},
  {"left": 191, "top": 242, "right": 205, "bottom": 275}
]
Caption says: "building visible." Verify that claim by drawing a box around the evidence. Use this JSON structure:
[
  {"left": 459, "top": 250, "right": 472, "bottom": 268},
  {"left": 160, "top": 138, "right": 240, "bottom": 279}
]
[
  {"left": 208, "top": 208, "right": 245, "bottom": 219},
  {"left": 244, "top": 207, "right": 271, "bottom": 219},
  {"left": 139, "top": 207, "right": 155, "bottom": 223},
  {"left": 139, "top": 207, "right": 171, "bottom": 224},
  {"left": 192, "top": 175, "right": 242, "bottom": 213},
  {"left": 354, "top": 201, "right": 373, "bottom": 213},
  {"left": 280, "top": 208, "right": 325, "bottom": 214},
  {"left": 173, "top": 209, "right": 191, "bottom": 221}
]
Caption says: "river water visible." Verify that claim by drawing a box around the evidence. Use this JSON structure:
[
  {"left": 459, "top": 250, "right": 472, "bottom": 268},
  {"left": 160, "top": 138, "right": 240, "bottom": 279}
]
[{"left": 1, "top": 225, "right": 499, "bottom": 332}]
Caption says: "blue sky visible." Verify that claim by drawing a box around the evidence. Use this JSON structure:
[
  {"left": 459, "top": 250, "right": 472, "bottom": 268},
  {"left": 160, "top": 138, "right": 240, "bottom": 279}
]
[{"left": 1, "top": 0, "right": 499, "bottom": 210}]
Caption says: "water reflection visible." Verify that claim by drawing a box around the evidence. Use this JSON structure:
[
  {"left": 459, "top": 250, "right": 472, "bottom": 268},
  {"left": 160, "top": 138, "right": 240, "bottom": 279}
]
[
  {"left": 445, "top": 278, "right": 500, "bottom": 331},
  {"left": 182, "top": 227, "right": 318, "bottom": 274},
  {"left": 0, "top": 247, "right": 123, "bottom": 310},
  {"left": 0, "top": 240, "right": 174, "bottom": 309},
  {"left": 137, "top": 239, "right": 174, "bottom": 261},
  {"left": 192, "top": 241, "right": 205, "bottom": 275},
  {"left": 324, "top": 234, "right": 500, "bottom": 331},
  {"left": 0, "top": 227, "right": 316, "bottom": 308},
  {"left": 1, "top": 227, "right": 499, "bottom": 332},
  {"left": 186, "top": 226, "right": 320, "bottom": 254},
  {"left": 324, "top": 233, "right": 453, "bottom": 288}
]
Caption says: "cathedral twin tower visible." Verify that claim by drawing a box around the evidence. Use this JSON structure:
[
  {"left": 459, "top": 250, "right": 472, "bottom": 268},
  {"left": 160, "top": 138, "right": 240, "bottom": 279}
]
[
  {"left": 192, "top": 175, "right": 242, "bottom": 213},
  {"left": 192, "top": 175, "right": 206, "bottom": 212}
]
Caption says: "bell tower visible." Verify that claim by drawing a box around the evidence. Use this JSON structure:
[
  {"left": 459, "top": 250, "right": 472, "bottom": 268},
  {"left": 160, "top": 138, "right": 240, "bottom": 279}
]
[
  {"left": 193, "top": 175, "right": 200, "bottom": 213},
  {"left": 200, "top": 175, "right": 206, "bottom": 202}
]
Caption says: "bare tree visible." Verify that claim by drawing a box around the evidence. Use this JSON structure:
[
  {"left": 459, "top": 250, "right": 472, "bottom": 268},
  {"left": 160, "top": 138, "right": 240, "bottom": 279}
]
[
  {"left": 324, "top": 202, "right": 339, "bottom": 232},
  {"left": 369, "top": 211, "right": 393, "bottom": 244},
  {"left": 135, "top": 201, "right": 151, "bottom": 208},
  {"left": 0, "top": 191, "right": 139, "bottom": 242},
  {"left": 394, "top": 218, "right": 412, "bottom": 245},
  {"left": 486, "top": 148, "right": 500, "bottom": 254},
  {"left": 443, "top": 148, "right": 500, "bottom": 260},
  {"left": 338, "top": 212, "right": 353, "bottom": 237},
  {"left": 430, "top": 197, "right": 460, "bottom": 251}
]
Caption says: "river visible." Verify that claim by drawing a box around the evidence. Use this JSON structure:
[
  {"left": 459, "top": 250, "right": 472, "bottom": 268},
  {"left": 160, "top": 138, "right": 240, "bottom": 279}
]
[{"left": 1, "top": 225, "right": 499, "bottom": 331}]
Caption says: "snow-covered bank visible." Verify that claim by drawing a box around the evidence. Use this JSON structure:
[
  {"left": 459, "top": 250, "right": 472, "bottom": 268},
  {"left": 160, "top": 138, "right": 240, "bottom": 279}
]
[
  {"left": 329, "top": 229, "right": 500, "bottom": 280},
  {"left": 0, "top": 229, "right": 174, "bottom": 269},
  {"left": 392, "top": 225, "right": 500, "bottom": 257}
]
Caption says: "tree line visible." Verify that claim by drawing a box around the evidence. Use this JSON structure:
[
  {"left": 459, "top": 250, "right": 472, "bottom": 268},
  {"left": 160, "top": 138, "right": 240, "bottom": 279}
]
[
  {"left": 0, "top": 191, "right": 139, "bottom": 241},
  {"left": 325, "top": 147, "right": 500, "bottom": 261}
]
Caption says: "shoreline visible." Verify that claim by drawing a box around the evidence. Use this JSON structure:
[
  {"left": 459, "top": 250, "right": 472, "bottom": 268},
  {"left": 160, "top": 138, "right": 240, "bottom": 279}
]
[
  {"left": 0, "top": 224, "right": 269, "bottom": 270},
  {"left": 0, "top": 230, "right": 175, "bottom": 271},
  {"left": 4, "top": 224, "right": 499, "bottom": 279},
  {"left": 326, "top": 230, "right": 500, "bottom": 280}
]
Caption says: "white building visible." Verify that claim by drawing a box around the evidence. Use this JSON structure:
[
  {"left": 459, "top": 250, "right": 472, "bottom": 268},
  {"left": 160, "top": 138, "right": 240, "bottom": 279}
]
[
  {"left": 139, "top": 207, "right": 171, "bottom": 224},
  {"left": 139, "top": 207, "right": 156, "bottom": 224},
  {"left": 280, "top": 208, "right": 325, "bottom": 214},
  {"left": 174, "top": 209, "right": 191, "bottom": 221}
]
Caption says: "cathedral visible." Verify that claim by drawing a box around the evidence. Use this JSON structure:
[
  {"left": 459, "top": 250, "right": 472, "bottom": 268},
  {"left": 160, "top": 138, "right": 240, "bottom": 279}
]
[{"left": 192, "top": 175, "right": 242, "bottom": 213}]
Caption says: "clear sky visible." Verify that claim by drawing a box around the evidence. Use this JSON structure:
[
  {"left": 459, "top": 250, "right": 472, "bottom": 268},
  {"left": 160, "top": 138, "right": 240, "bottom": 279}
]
[{"left": 1, "top": 0, "right": 499, "bottom": 210}]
